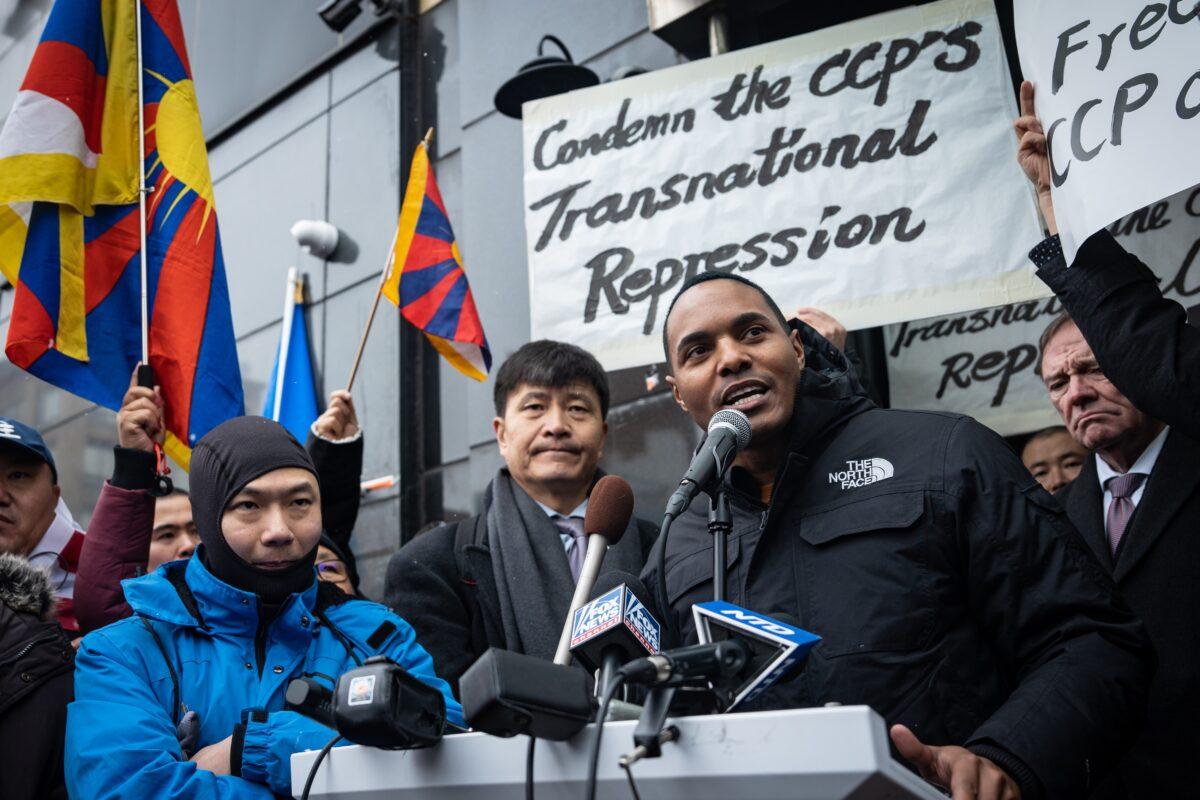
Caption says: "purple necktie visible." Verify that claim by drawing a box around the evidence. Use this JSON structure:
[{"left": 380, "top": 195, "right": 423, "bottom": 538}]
[
  {"left": 1105, "top": 473, "right": 1146, "bottom": 556},
  {"left": 555, "top": 516, "right": 588, "bottom": 583}
]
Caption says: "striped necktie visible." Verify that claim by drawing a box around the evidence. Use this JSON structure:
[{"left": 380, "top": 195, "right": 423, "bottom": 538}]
[
  {"left": 554, "top": 516, "right": 588, "bottom": 583},
  {"left": 1105, "top": 472, "right": 1146, "bottom": 556}
]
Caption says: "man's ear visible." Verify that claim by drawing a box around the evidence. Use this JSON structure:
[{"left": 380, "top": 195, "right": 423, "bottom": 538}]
[
  {"left": 790, "top": 328, "right": 805, "bottom": 371},
  {"left": 492, "top": 416, "right": 507, "bottom": 456},
  {"left": 666, "top": 374, "right": 688, "bottom": 413}
]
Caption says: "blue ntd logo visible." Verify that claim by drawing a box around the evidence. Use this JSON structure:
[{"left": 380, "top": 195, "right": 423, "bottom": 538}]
[{"left": 717, "top": 608, "right": 798, "bottom": 637}]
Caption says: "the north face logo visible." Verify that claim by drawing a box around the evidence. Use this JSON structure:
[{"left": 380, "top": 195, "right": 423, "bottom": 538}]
[{"left": 829, "top": 458, "right": 894, "bottom": 489}]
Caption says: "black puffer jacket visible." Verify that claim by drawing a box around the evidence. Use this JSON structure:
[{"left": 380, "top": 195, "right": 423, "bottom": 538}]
[
  {"left": 642, "top": 323, "right": 1154, "bottom": 800},
  {"left": 0, "top": 554, "right": 74, "bottom": 800}
]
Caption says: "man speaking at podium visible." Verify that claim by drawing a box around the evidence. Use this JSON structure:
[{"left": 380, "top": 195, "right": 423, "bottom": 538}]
[{"left": 646, "top": 273, "right": 1153, "bottom": 799}]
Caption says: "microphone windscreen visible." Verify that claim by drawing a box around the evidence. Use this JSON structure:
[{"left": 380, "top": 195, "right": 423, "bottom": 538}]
[
  {"left": 584, "top": 474, "right": 634, "bottom": 544},
  {"left": 708, "top": 408, "right": 752, "bottom": 450}
]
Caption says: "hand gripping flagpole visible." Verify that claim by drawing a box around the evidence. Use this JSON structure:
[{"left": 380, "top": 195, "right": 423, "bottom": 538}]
[{"left": 345, "top": 127, "right": 434, "bottom": 393}]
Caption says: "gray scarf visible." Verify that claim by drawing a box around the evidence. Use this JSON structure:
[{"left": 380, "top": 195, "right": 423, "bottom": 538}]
[{"left": 487, "top": 469, "right": 645, "bottom": 661}]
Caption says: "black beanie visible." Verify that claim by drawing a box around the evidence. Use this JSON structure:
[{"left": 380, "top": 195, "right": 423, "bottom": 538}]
[
  {"left": 318, "top": 532, "right": 360, "bottom": 592},
  {"left": 190, "top": 416, "right": 320, "bottom": 603}
]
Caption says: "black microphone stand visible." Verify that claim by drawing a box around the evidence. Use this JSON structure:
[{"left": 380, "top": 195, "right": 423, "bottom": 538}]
[
  {"left": 709, "top": 486, "right": 732, "bottom": 603},
  {"left": 631, "top": 468, "right": 735, "bottom": 765}
]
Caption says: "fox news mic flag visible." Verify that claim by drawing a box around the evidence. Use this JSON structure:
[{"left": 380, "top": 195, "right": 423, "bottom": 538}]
[
  {"left": 0, "top": 0, "right": 243, "bottom": 469},
  {"left": 262, "top": 268, "right": 319, "bottom": 443},
  {"left": 382, "top": 135, "right": 491, "bottom": 381},
  {"left": 569, "top": 582, "right": 662, "bottom": 673}
]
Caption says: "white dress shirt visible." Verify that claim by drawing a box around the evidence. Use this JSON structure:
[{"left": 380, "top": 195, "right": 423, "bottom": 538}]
[
  {"left": 1096, "top": 426, "right": 1170, "bottom": 522},
  {"left": 535, "top": 497, "right": 589, "bottom": 553}
]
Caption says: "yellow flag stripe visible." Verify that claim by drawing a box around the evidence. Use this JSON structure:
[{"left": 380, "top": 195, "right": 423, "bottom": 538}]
[
  {"left": 425, "top": 332, "right": 487, "bottom": 382},
  {"left": 164, "top": 432, "right": 192, "bottom": 472},
  {"left": 54, "top": 207, "right": 88, "bottom": 361},
  {"left": 94, "top": 0, "right": 140, "bottom": 205},
  {"left": 0, "top": 205, "right": 28, "bottom": 285},
  {"left": 0, "top": 153, "right": 104, "bottom": 213},
  {"left": 381, "top": 143, "right": 430, "bottom": 306}
]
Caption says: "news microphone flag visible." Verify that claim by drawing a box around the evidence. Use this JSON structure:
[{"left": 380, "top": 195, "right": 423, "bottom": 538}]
[
  {"left": 0, "top": 0, "right": 243, "bottom": 469},
  {"left": 569, "top": 583, "right": 661, "bottom": 673},
  {"left": 381, "top": 135, "right": 491, "bottom": 381},
  {"left": 261, "top": 268, "right": 319, "bottom": 443},
  {"left": 693, "top": 601, "right": 820, "bottom": 709}
]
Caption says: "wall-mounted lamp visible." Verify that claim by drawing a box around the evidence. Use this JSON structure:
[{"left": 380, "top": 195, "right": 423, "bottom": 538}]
[
  {"left": 493, "top": 35, "right": 600, "bottom": 119},
  {"left": 290, "top": 220, "right": 341, "bottom": 259}
]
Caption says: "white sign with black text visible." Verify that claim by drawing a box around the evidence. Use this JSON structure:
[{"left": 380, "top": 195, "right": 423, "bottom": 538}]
[
  {"left": 522, "top": 0, "right": 1044, "bottom": 372},
  {"left": 1014, "top": 0, "right": 1200, "bottom": 263}
]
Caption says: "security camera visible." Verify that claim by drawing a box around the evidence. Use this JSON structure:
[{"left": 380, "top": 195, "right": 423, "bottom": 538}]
[
  {"left": 317, "top": 0, "right": 405, "bottom": 33},
  {"left": 290, "top": 220, "right": 341, "bottom": 259},
  {"left": 317, "top": 0, "right": 362, "bottom": 33}
]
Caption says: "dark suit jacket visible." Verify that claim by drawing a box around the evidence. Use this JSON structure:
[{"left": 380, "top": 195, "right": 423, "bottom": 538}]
[
  {"left": 1057, "top": 428, "right": 1200, "bottom": 798},
  {"left": 1036, "top": 230, "right": 1200, "bottom": 441},
  {"left": 384, "top": 510, "right": 659, "bottom": 698}
]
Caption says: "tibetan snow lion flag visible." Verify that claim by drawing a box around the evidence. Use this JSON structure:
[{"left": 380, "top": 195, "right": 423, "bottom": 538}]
[
  {"left": 0, "top": 0, "right": 243, "bottom": 468},
  {"left": 382, "top": 135, "right": 491, "bottom": 381}
]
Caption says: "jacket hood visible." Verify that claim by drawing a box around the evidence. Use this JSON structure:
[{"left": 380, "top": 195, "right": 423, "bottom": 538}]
[
  {"left": 0, "top": 553, "right": 56, "bottom": 620},
  {"left": 785, "top": 319, "right": 875, "bottom": 453}
]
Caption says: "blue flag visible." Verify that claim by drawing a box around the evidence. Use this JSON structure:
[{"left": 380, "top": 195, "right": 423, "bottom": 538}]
[{"left": 262, "top": 269, "right": 319, "bottom": 442}]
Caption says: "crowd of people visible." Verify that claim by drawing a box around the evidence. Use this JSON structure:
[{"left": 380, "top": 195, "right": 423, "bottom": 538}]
[{"left": 0, "top": 84, "right": 1196, "bottom": 800}]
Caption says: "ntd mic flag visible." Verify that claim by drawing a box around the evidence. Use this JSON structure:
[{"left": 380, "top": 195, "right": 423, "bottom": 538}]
[{"left": 693, "top": 601, "right": 820, "bottom": 708}]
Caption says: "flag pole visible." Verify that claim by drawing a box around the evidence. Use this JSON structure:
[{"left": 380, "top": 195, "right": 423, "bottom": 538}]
[
  {"left": 134, "top": 0, "right": 150, "bottom": 367},
  {"left": 345, "top": 127, "right": 434, "bottom": 392},
  {"left": 272, "top": 267, "right": 299, "bottom": 421}
]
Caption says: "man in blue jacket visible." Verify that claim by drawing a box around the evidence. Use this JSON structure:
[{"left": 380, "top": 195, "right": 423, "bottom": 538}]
[{"left": 66, "top": 416, "right": 462, "bottom": 799}]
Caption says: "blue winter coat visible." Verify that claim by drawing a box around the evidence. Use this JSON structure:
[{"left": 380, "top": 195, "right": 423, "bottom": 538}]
[{"left": 65, "top": 556, "right": 463, "bottom": 798}]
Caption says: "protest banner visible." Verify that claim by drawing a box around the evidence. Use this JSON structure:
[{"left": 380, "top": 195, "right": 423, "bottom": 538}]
[
  {"left": 885, "top": 184, "right": 1200, "bottom": 436},
  {"left": 522, "top": 0, "right": 1044, "bottom": 372},
  {"left": 1014, "top": 0, "right": 1200, "bottom": 263}
]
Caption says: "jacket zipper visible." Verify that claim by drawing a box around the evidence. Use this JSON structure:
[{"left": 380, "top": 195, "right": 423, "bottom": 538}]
[
  {"left": 0, "top": 630, "right": 62, "bottom": 669},
  {"left": 254, "top": 601, "right": 268, "bottom": 677}
]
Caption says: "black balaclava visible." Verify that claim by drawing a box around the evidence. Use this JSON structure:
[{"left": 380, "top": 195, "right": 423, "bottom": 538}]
[{"left": 190, "top": 416, "right": 320, "bottom": 604}]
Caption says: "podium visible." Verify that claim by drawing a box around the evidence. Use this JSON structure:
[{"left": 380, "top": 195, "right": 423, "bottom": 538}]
[{"left": 291, "top": 705, "right": 946, "bottom": 799}]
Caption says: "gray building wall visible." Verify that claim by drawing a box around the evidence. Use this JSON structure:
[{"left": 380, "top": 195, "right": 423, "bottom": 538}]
[{"left": 0, "top": 0, "right": 710, "bottom": 598}]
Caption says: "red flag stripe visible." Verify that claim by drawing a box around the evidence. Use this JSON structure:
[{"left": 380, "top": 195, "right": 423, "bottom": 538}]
[
  {"left": 402, "top": 270, "right": 460, "bottom": 329},
  {"left": 149, "top": 199, "right": 215, "bottom": 440},
  {"left": 21, "top": 41, "right": 106, "bottom": 154}
]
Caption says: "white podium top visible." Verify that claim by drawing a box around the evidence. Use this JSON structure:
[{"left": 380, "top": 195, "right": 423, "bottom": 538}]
[{"left": 291, "top": 705, "right": 946, "bottom": 799}]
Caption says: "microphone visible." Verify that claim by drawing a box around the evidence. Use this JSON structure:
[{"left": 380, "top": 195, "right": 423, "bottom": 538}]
[
  {"left": 691, "top": 601, "right": 820, "bottom": 710},
  {"left": 285, "top": 677, "right": 337, "bottom": 729},
  {"left": 553, "top": 475, "right": 635, "bottom": 665},
  {"left": 664, "top": 409, "right": 751, "bottom": 519},
  {"left": 617, "top": 640, "right": 750, "bottom": 688},
  {"left": 569, "top": 572, "right": 661, "bottom": 693}
]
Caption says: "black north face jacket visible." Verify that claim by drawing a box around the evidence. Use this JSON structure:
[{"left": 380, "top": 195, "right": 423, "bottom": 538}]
[{"left": 642, "top": 323, "right": 1154, "bottom": 800}]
